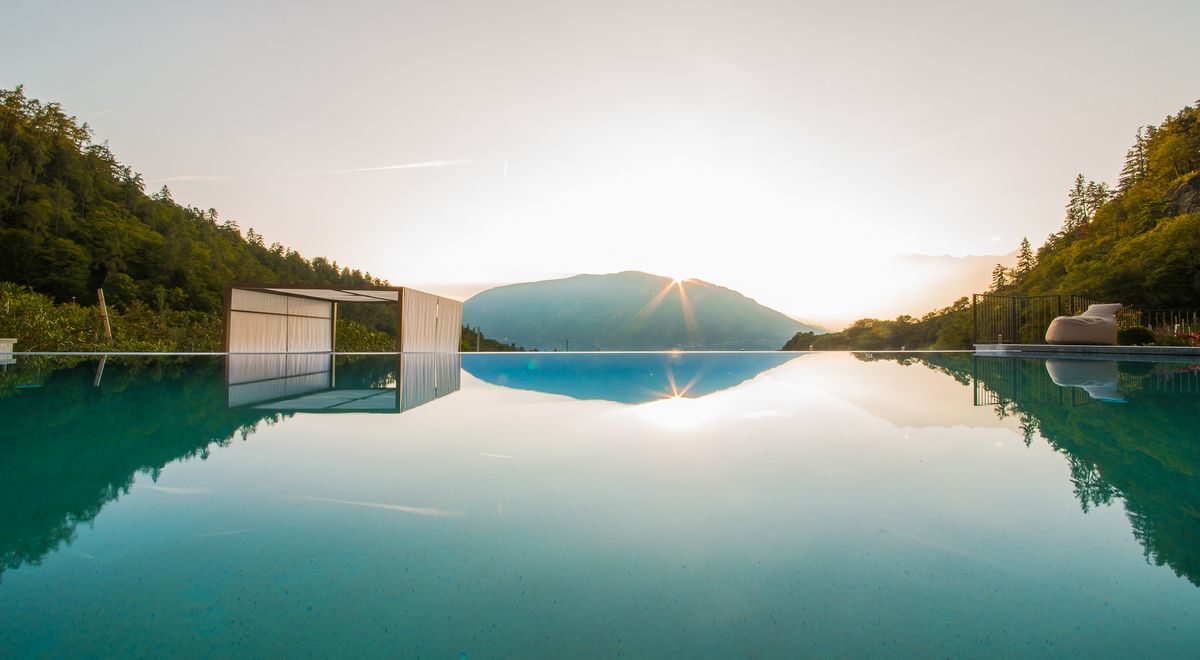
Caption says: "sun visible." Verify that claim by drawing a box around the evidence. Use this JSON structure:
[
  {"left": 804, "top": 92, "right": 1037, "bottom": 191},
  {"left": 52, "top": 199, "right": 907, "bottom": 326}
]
[{"left": 634, "top": 275, "right": 699, "bottom": 336}]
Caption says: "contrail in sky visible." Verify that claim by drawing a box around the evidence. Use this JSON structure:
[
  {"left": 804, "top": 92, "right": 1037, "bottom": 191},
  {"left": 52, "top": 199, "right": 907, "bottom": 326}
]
[
  {"left": 294, "top": 159, "right": 472, "bottom": 175},
  {"left": 146, "top": 175, "right": 223, "bottom": 183}
]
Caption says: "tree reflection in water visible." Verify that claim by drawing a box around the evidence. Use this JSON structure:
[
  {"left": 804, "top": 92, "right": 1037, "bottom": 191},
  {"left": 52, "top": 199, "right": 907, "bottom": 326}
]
[
  {"left": 0, "top": 355, "right": 413, "bottom": 578},
  {"left": 858, "top": 351, "right": 1200, "bottom": 587}
]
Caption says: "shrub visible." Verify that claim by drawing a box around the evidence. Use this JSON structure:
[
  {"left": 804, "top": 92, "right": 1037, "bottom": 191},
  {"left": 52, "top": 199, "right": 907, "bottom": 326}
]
[
  {"left": 0, "top": 282, "right": 99, "bottom": 350},
  {"left": 0, "top": 281, "right": 222, "bottom": 351},
  {"left": 335, "top": 318, "right": 395, "bottom": 352},
  {"left": 1118, "top": 326, "right": 1155, "bottom": 346},
  {"left": 1153, "top": 333, "right": 1200, "bottom": 347}
]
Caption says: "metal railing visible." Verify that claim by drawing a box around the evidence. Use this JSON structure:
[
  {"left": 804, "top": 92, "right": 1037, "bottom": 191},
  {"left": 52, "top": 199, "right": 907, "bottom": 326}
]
[
  {"left": 972, "top": 294, "right": 1062, "bottom": 344},
  {"left": 1139, "top": 309, "right": 1200, "bottom": 338},
  {"left": 1069, "top": 295, "right": 1142, "bottom": 329},
  {"left": 1067, "top": 294, "right": 1093, "bottom": 316},
  {"left": 974, "top": 292, "right": 1200, "bottom": 344}
]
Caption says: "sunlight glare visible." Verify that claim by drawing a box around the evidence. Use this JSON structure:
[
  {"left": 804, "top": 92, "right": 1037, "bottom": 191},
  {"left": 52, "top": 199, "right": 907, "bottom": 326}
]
[{"left": 627, "top": 395, "right": 723, "bottom": 431}]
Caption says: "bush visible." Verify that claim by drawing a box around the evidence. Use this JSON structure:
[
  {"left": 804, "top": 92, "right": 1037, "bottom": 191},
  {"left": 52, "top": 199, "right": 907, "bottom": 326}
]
[
  {"left": 0, "top": 282, "right": 99, "bottom": 350},
  {"left": 335, "top": 318, "right": 395, "bottom": 352},
  {"left": 1118, "top": 326, "right": 1155, "bottom": 346},
  {"left": 1154, "top": 333, "right": 1200, "bottom": 347},
  {"left": 0, "top": 281, "right": 222, "bottom": 351}
]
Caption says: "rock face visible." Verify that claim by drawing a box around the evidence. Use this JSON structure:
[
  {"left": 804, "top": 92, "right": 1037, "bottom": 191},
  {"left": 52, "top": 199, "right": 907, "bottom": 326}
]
[
  {"left": 1166, "top": 173, "right": 1200, "bottom": 216},
  {"left": 463, "top": 271, "right": 823, "bottom": 351}
]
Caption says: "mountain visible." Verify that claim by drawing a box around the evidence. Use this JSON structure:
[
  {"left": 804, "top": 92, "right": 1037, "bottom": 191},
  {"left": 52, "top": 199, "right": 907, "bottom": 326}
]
[{"left": 464, "top": 271, "right": 823, "bottom": 350}]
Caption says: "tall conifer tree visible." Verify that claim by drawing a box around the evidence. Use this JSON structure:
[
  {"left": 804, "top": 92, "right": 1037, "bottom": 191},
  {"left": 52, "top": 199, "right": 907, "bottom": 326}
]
[
  {"left": 1016, "top": 237, "right": 1034, "bottom": 277},
  {"left": 990, "top": 264, "right": 1008, "bottom": 291},
  {"left": 1064, "top": 174, "right": 1088, "bottom": 232},
  {"left": 1118, "top": 126, "right": 1149, "bottom": 192}
]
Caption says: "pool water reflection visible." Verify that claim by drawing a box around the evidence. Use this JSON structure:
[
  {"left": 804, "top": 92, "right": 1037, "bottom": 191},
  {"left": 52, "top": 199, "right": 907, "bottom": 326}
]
[{"left": 0, "top": 352, "right": 1197, "bottom": 657}]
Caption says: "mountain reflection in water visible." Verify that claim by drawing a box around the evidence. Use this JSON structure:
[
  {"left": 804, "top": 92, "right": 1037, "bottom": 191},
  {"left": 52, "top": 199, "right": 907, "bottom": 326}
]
[{"left": 462, "top": 352, "right": 800, "bottom": 403}]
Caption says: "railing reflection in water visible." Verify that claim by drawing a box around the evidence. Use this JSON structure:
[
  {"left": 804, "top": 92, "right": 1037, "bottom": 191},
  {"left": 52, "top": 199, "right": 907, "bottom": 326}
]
[{"left": 973, "top": 354, "right": 1200, "bottom": 408}]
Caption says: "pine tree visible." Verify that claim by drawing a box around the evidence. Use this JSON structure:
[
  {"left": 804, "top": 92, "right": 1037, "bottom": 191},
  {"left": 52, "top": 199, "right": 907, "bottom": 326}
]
[
  {"left": 990, "top": 264, "right": 1008, "bottom": 291},
  {"left": 1118, "top": 126, "right": 1149, "bottom": 192},
  {"left": 1064, "top": 174, "right": 1087, "bottom": 232},
  {"left": 1016, "top": 237, "right": 1034, "bottom": 277},
  {"left": 1085, "top": 181, "right": 1112, "bottom": 218}
]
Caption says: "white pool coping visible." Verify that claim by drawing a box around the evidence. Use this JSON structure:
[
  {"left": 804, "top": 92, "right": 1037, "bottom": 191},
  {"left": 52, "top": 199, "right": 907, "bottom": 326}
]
[{"left": 975, "top": 343, "right": 1200, "bottom": 362}]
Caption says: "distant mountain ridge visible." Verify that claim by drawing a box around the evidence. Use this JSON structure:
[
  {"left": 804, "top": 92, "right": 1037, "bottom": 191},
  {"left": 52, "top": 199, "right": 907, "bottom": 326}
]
[{"left": 464, "top": 271, "right": 824, "bottom": 350}]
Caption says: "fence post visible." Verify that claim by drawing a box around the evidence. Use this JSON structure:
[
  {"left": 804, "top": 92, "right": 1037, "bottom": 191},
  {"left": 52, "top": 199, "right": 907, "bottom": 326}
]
[
  {"left": 972, "top": 294, "right": 977, "bottom": 345},
  {"left": 1004, "top": 296, "right": 1011, "bottom": 343},
  {"left": 97, "top": 288, "right": 112, "bottom": 343}
]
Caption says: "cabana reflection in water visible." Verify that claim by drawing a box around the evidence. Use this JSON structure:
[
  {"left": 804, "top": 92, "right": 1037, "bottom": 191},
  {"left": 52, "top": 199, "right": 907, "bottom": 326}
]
[{"left": 226, "top": 353, "right": 461, "bottom": 413}]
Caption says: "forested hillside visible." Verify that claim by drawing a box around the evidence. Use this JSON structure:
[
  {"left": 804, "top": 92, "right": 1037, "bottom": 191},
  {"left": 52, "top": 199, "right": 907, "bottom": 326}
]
[
  {"left": 0, "top": 86, "right": 387, "bottom": 313},
  {"left": 786, "top": 98, "right": 1200, "bottom": 351},
  {"left": 0, "top": 86, "right": 521, "bottom": 351}
]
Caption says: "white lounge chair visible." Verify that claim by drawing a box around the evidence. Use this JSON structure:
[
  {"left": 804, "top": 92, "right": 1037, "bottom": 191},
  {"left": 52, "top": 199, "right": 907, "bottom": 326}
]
[{"left": 1045, "top": 303, "right": 1122, "bottom": 345}]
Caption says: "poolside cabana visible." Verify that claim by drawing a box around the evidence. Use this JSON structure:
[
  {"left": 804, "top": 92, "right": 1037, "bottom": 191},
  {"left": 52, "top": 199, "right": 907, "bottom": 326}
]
[{"left": 222, "top": 285, "right": 462, "bottom": 353}]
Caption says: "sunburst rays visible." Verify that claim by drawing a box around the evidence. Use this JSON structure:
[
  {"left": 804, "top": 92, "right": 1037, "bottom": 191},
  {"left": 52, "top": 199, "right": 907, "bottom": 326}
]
[
  {"left": 663, "top": 363, "right": 703, "bottom": 399},
  {"left": 634, "top": 277, "right": 699, "bottom": 338}
]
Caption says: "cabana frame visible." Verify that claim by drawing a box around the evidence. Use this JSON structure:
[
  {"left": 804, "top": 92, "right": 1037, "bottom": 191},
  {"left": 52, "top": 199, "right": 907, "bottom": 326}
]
[{"left": 222, "top": 284, "right": 462, "bottom": 353}]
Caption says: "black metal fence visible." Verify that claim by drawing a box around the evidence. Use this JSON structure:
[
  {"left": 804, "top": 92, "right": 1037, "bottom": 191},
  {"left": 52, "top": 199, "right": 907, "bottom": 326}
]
[
  {"left": 973, "top": 293, "right": 1200, "bottom": 345},
  {"left": 1139, "top": 309, "right": 1200, "bottom": 338},
  {"left": 1068, "top": 295, "right": 1143, "bottom": 329},
  {"left": 972, "top": 294, "right": 1063, "bottom": 344},
  {"left": 1067, "top": 294, "right": 1093, "bottom": 315}
]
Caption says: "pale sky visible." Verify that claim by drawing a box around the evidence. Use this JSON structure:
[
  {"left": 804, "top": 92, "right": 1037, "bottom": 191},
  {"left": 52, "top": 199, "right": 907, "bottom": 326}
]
[{"left": 3, "top": 0, "right": 1197, "bottom": 326}]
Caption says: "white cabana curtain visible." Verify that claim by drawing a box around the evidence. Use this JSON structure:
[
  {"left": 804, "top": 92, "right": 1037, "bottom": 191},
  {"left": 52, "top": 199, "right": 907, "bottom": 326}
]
[
  {"left": 401, "top": 289, "right": 462, "bottom": 352},
  {"left": 228, "top": 289, "right": 333, "bottom": 353}
]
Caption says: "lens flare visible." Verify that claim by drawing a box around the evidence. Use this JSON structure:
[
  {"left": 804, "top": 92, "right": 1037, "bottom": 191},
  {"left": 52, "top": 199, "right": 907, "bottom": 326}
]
[{"left": 633, "top": 277, "right": 699, "bottom": 340}]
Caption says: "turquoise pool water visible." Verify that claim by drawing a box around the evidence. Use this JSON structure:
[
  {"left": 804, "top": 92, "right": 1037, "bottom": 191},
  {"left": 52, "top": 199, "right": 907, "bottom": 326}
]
[{"left": 1, "top": 352, "right": 1198, "bottom": 657}]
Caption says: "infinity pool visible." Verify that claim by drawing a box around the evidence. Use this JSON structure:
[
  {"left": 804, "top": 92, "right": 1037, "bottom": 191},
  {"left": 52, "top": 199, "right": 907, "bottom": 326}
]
[{"left": 1, "top": 352, "right": 1198, "bottom": 657}]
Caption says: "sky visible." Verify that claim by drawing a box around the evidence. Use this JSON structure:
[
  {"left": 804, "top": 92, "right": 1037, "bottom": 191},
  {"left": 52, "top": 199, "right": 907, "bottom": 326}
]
[{"left": 3, "top": 0, "right": 1198, "bottom": 327}]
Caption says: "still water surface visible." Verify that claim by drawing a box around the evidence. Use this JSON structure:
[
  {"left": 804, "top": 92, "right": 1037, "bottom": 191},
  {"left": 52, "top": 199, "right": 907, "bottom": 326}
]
[{"left": 1, "top": 352, "right": 1198, "bottom": 657}]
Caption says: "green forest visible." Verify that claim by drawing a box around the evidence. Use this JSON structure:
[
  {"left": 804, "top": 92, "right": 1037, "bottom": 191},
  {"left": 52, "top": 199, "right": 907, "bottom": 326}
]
[
  {"left": 0, "top": 86, "right": 518, "bottom": 352},
  {"left": 786, "top": 97, "right": 1200, "bottom": 351}
]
